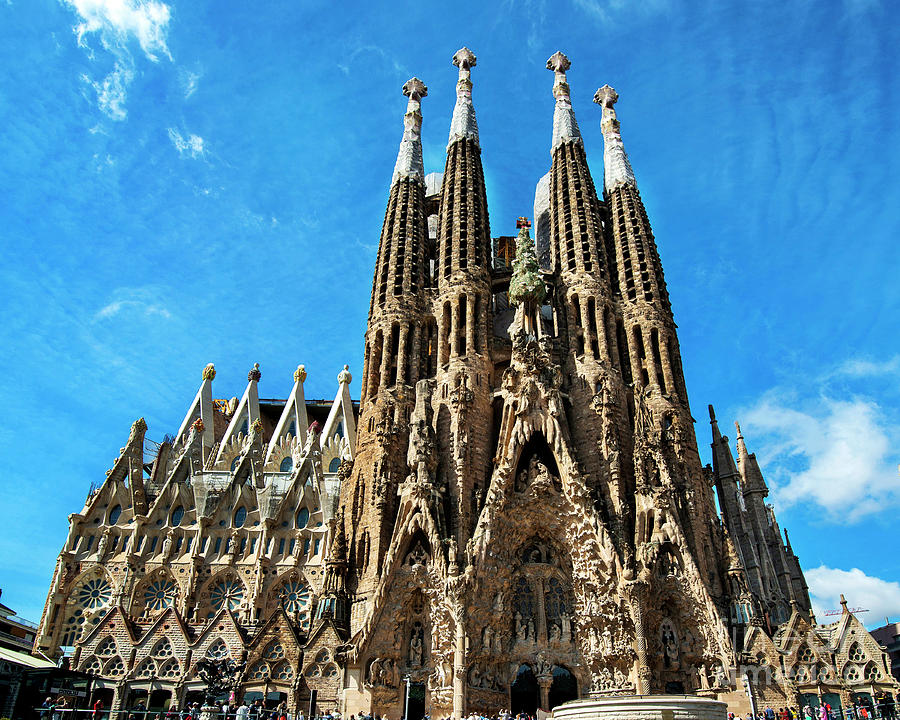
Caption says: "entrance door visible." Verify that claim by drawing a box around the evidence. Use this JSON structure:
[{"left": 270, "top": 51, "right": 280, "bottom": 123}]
[
  {"left": 548, "top": 666, "right": 578, "bottom": 710},
  {"left": 405, "top": 682, "right": 426, "bottom": 720},
  {"left": 511, "top": 665, "right": 539, "bottom": 716}
]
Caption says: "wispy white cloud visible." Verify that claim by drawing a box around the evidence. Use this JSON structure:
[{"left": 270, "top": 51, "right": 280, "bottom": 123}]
[
  {"left": 572, "top": 0, "right": 671, "bottom": 25},
  {"left": 337, "top": 45, "right": 408, "bottom": 77},
  {"left": 95, "top": 287, "right": 172, "bottom": 320},
  {"left": 61, "top": 0, "right": 173, "bottom": 120},
  {"left": 807, "top": 565, "right": 900, "bottom": 627},
  {"left": 835, "top": 355, "right": 900, "bottom": 378},
  {"left": 167, "top": 127, "right": 205, "bottom": 157},
  {"left": 741, "top": 392, "right": 900, "bottom": 521},
  {"left": 179, "top": 68, "right": 201, "bottom": 98}
]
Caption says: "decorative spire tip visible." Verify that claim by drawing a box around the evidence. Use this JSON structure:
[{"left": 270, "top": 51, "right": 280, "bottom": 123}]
[
  {"left": 403, "top": 77, "right": 427, "bottom": 101},
  {"left": 453, "top": 47, "right": 476, "bottom": 70},
  {"left": 593, "top": 84, "right": 618, "bottom": 108},
  {"left": 546, "top": 51, "right": 571, "bottom": 73}
]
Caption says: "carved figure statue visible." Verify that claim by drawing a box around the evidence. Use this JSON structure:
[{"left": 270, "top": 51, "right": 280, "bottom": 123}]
[
  {"left": 96, "top": 533, "right": 109, "bottom": 559},
  {"left": 562, "top": 613, "right": 572, "bottom": 643},
  {"left": 410, "top": 624, "right": 424, "bottom": 666},
  {"left": 549, "top": 622, "right": 561, "bottom": 643}
]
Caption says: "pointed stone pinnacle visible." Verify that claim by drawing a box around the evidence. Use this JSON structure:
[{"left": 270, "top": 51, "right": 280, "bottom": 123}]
[
  {"left": 452, "top": 47, "right": 476, "bottom": 70},
  {"left": 594, "top": 84, "right": 618, "bottom": 108},
  {"left": 546, "top": 51, "right": 571, "bottom": 73},
  {"left": 402, "top": 77, "right": 427, "bottom": 101}
]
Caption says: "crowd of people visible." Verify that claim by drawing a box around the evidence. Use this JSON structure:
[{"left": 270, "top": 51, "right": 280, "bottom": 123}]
[{"left": 728, "top": 700, "right": 897, "bottom": 720}]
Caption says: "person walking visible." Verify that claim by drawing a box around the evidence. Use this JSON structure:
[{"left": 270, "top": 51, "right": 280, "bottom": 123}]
[{"left": 236, "top": 702, "right": 250, "bottom": 720}]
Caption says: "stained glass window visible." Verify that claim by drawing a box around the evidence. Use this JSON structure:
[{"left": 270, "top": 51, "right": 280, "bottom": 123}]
[
  {"left": 206, "top": 639, "right": 229, "bottom": 660},
  {"left": 77, "top": 577, "right": 113, "bottom": 610},
  {"left": 151, "top": 639, "right": 173, "bottom": 658},
  {"left": 296, "top": 508, "right": 309, "bottom": 529},
  {"left": 95, "top": 636, "right": 117, "bottom": 657},
  {"left": 159, "top": 658, "right": 180, "bottom": 678},
  {"left": 144, "top": 580, "right": 177, "bottom": 611},
  {"left": 280, "top": 457, "right": 293, "bottom": 472},
  {"left": 210, "top": 578, "right": 243, "bottom": 612},
  {"left": 108, "top": 505, "right": 122, "bottom": 525},
  {"left": 234, "top": 507, "right": 247, "bottom": 528},
  {"left": 273, "top": 661, "right": 293, "bottom": 681},
  {"left": 265, "top": 642, "right": 285, "bottom": 660},
  {"left": 171, "top": 506, "right": 185, "bottom": 526}
]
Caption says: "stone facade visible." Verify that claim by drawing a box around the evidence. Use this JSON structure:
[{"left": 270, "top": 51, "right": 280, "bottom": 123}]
[{"left": 35, "top": 48, "right": 898, "bottom": 719}]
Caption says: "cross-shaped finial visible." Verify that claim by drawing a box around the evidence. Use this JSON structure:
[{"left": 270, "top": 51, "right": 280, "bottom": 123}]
[
  {"left": 593, "top": 84, "right": 618, "bottom": 108},
  {"left": 453, "top": 47, "right": 477, "bottom": 70},
  {"left": 546, "top": 51, "right": 571, "bottom": 73},
  {"left": 402, "top": 77, "right": 428, "bottom": 101},
  {"left": 516, "top": 216, "right": 531, "bottom": 229}
]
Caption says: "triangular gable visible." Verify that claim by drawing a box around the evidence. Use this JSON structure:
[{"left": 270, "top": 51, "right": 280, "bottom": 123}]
[
  {"left": 320, "top": 366, "right": 357, "bottom": 457},
  {"left": 175, "top": 364, "right": 216, "bottom": 458},
  {"left": 215, "top": 366, "right": 261, "bottom": 464},
  {"left": 79, "top": 605, "right": 139, "bottom": 647},
  {"left": 265, "top": 366, "right": 310, "bottom": 463},
  {"left": 134, "top": 607, "right": 191, "bottom": 649},
  {"left": 191, "top": 608, "right": 247, "bottom": 657}
]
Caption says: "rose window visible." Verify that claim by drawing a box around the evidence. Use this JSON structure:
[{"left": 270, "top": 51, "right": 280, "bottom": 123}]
[
  {"left": 279, "top": 580, "right": 311, "bottom": 614},
  {"left": 210, "top": 579, "right": 243, "bottom": 612},
  {"left": 798, "top": 645, "right": 814, "bottom": 663},
  {"left": 144, "top": 580, "right": 178, "bottom": 611},
  {"left": 864, "top": 663, "right": 880, "bottom": 682},
  {"left": 843, "top": 664, "right": 860, "bottom": 682},
  {"left": 77, "top": 578, "right": 113, "bottom": 610}
]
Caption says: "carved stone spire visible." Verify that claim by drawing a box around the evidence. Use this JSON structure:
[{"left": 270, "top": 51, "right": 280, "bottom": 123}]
[
  {"left": 509, "top": 217, "right": 546, "bottom": 308},
  {"left": 547, "top": 51, "right": 582, "bottom": 150},
  {"left": 392, "top": 77, "right": 428, "bottom": 185},
  {"left": 594, "top": 84, "right": 636, "bottom": 190},
  {"left": 448, "top": 47, "right": 479, "bottom": 148}
]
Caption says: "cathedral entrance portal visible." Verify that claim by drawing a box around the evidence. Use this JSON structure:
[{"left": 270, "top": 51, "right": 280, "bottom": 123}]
[
  {"left": 511, "top": 664, "right": 539, "bottom": 715},
  {"left": 548, "top": 666, "right": 578, "bottom": 709},
  {"left": 404, "top": 681, "right": 426, "bottom": 720}
]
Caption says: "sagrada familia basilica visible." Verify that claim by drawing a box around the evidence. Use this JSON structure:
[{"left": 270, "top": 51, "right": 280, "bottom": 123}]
[{"left": 34, "top": 49, "right": 898, "bottom": 718}]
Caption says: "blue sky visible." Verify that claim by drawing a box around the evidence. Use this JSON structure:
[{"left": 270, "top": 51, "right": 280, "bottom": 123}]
[{"left": 1, "top": 0, "right": 898, "bottom": 628}]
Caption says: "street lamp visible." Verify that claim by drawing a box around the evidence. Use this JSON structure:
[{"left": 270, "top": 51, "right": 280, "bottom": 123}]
[{"left": 403, "top": 676, "right": 411, "bottom": 720}]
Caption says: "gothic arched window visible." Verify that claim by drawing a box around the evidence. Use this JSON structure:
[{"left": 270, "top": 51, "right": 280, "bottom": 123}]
[
  {"left": 171, "top": 506, "right": 185, "bottom": 526},
  {"left": 280, "top": 457, "right": 293, "bottom": 473},
  {"left": 848, "top": 642, "right": 865, "bottom": 662},
  {"left": 108, "top": 505, "right": 122, "bottom": 525},
  {"left": 206, "top": 639, "right": 229, "bottom": 660},
  {"left": 233, "top": 507, "right": 247, "bottom": 528},
  {"left": 209, "top": 578, "right": 243, "bottom": 613}
]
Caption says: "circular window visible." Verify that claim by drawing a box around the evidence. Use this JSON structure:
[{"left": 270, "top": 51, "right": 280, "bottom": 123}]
[
  {"left": 171, "top": 506, "right": 185, "bottom": 527},
  {"left": 108, "top": 505, "right": 122, "bottom": 525},
  {"left": 210, "top": 579, "right": 244, "bottom": 612},
  {"left": 234, "top": 507, "right": 247, "bottom": 527},
  {"left": 280, "top": 457, "right": 293, "bottom": 472},
  {"left": 144, "top": 580, "right": 177, "bottom": 611},
  {"left": 296, "top": 508, "right": 309, "bottom": 529},
  {"left": 77, "top": 577, "right": 113, "bottom": 610},
  {"left": 280, "top": 580, "right": 311, "bottom": 614}
]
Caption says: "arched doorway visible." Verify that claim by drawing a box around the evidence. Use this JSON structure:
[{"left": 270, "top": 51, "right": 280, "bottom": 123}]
[
  {"left": 549, "top": 665, "right": 578, "bottom": 709},
  {"left": 511, "top": 664, "right": 539, "bottom": 715}
]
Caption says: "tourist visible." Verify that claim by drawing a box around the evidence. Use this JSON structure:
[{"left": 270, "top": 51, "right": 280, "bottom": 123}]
[
  {"left": 819, "top": 706, "right": 828, "bottom": 720},
  {"left": 236, "top": 702, "right": 250, "bottom": 720}
]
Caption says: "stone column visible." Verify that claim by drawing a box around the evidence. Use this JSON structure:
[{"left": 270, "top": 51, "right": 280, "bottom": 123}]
[
  {"left": 537, "top": 675, "right": 553, "bottom": 712},
  {"left": 451, "top": 300, "right": 460, "bottom": 358},
  {"left": 626, "top": 325, "right": 644, "bottom": 390},
  {"left": 580, "top": 299, "right": 595, "bottom": 359},
  {"left": 625, "top": 581, "right": 651, "bottom": 694},
  {"left": 410, "top": 324, "right": 422, "bottom": 385},
  {"left": 466, "top": 295, "right": 475, "bottom": 358},
  {"left": 453, "top": 597, "right": 466, "bottom": 719},
  {"left": 397, "top": 326, "right": 409, "bottom": 387}
]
